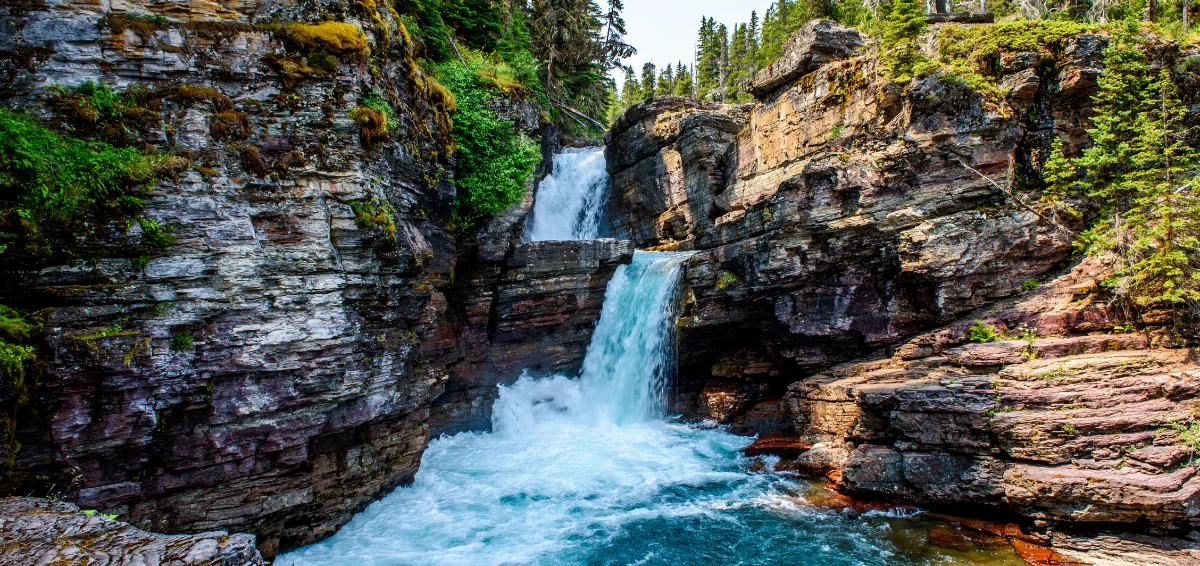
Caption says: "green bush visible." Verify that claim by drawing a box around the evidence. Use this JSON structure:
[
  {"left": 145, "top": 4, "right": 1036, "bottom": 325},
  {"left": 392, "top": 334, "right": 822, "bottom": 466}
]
[
  {"left": 715, "top": 270, "right": 741, "bottom": 291},
  {"left": 436, "top": 54, "right": 541, "bottom": 227},
  {"left": 0, "top": 108, "right": 155, "bottom": 225},
  {"left": 967, "top": 320, "right": 1000, "bottom": 343},
  {"left": 170, "top": 331, "right": 194, "bottom": 352},
  {"left": 923, "top": 20, "right": 1097, "bottom": 99},
  {"left": 0, "top": 305, "right": 36, "bottom": 403}
]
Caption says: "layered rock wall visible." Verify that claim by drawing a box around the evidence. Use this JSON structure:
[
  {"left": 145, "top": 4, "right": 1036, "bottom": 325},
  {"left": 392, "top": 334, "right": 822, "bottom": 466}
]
[
  {"left": 606, "top": 23, "right": 1115, "bottom": 424},
  {"left": 432, "top": 237, "right": 633, "bottom": 435},
  {"left": 0, "top": 0, "right": 630, "bottom": 558}
]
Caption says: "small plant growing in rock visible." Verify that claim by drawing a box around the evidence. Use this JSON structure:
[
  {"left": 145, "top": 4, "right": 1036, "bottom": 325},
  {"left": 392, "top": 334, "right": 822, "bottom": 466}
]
[
  {"left": 715, "top": 270, "right": 741, "bottom": 292},
  {"left": 1021, "top": 279, "right": 1039, "bottom": 292},
  {"left": 1019, "top": 326, "right": 1039, "bottom": 360},
  {"left": 1061, "top": 423, "right": 1078, "bottom": 434},
  {"left": 967, "top": 320, "right": 999, "bottom": 343},
  {"left": 170, "top": 331, "right": 194, "bottom": 352}
]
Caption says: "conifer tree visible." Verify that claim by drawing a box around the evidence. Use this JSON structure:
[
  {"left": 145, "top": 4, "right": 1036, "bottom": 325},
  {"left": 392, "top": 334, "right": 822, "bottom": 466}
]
[
  {"left": 601, "top": 0, "right": 637, "bottom": 67},
  {"left": 880, "top": 0, "right": 928, "bottom": 82},
  {"left": 674, "top": 63, "right": 696, "bottom": 97},
  {"left": 640, "top": 62, "right": 657, "bottom": 100},
  {"left": 1047, "top": 24, "right": 1200, "bottom": 316},
  {"left": 619, "top": 65, "right": 641, "bottom": 106},
  {"left": 656, "top": 64, "right": 675, "bottom": 97}
]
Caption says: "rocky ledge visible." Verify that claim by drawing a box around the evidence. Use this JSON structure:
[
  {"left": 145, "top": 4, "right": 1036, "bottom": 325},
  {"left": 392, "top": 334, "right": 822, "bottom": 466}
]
[
  {"left": 0, "top": 497, "right": 263, "bottom": 565},
  {"left": 740, "top": 258, "right": 1200, "bottom": 562}
]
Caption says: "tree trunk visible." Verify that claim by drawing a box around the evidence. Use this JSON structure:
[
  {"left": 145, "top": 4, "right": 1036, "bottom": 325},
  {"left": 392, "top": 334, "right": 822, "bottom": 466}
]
[{"left": 1147, "top": 0, "right": 1158, "bottom": 21}]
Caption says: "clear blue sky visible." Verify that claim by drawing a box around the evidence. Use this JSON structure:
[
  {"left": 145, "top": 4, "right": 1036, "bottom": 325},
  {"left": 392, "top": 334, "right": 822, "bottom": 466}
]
[{"left": 613, "top": 0, "right": 777, "bottom": 83}]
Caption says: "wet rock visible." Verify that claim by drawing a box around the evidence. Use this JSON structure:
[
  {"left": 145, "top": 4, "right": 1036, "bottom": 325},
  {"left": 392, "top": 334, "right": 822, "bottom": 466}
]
[
  {"left": 743, "top": 434, "right": 812, "bottom": 458},
  {"left": 0, "top": 497, "right": 263, "bottom": 565},
  {"left": 430, "top": 239, "right": 634, "bottom": 435}
]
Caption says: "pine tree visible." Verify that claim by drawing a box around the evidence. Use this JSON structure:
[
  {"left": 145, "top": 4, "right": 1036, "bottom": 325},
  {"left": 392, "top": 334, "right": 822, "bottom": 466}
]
[
  {"left": 1106, "top": 68, "right": 1200, "bottom": 309},
  {"left": 640, "top": 62, "right": 657, "bottom": 100},
  {"left": 619, "top": 65, "right": 641, "bottom": 107},
  {"left": 1058, "top": 24, "right": 1200, "bottom": 315},
  {"left": 529, "top": 0, "right": 627, "bottom": 131},
  {"left": 601, "top": 0, "right": 636, "bottom": 67},
  {"left": 673, "top": 62, "right": 695, "bottom": 97},
  {"left": 717, "top": 23, "right": 730, "bottom": 102},
  {"left": 656, "top": 64, "right": 675, "bottom": 97},
  {"left": 880, "top": 0, "right": 928, "bottom": 82},
  {"left": 696, "top": 17, "right": 721, "bottom": 97}
]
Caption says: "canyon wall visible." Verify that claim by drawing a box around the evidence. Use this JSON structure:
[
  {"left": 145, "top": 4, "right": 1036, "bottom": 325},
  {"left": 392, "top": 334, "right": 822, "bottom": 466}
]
[
  {"left": 606, "top": 18, "right": 1200, "bottom": 550},
  {"left": 0, "top": 0, "right": 625, "bottom": 558}
]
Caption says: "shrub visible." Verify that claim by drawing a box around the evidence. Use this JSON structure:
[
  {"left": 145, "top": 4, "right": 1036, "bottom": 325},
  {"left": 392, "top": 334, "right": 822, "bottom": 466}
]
[
  {"left": 924, "top": 20, "right": 1097, "bottom": 99},
  {"left": 1021, "top": 279, "right": 1039, "bottom": 292},
  {"left": 436, "top": 55, "right": 541, "bottom": 227},
  {"left": 715, "top": 270, "right": 741, "bottom": 291},
  {"left": 350, "top": 198, "right": 398, "bottom": 242},
  {"left": 967, "top": 320, "right": 999, "bottom": 343},
  {"left": 170, "top": 331, "right": 194, "bottom": 351},
  {"left": 0, "top": 108, "right": 155, "bottom": 223}
]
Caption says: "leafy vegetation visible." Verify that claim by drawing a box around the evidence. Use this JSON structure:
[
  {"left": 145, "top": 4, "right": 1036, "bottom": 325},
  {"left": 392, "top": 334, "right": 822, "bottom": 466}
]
[
  {"left": 351, "top": 198, "right": 399, "bottom": 242},
  {"left": 170, "top": 331, "right": 194, "bottom": 352},
  {"left": 436, "top": 54, "right": 542, "bottom": 227},
  {"left": 0, "top": 108, "right": 158, "bottom": 246},
  {"left": 968, "top": 320, "right": 1000, "bottom": 343},
  {"left": 715, "top": 270, "right": 742, "bottom": 291}
]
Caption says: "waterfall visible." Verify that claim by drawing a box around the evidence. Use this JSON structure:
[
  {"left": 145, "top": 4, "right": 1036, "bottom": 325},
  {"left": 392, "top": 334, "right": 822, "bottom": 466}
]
[
  {"left": 279, "top": 254, "right": 1001, "bottom": 565},
  {"left": 577, "top": 252, "right": 688, "bottom": 424},
  {"left": 523, "top": 147, "right": 609, "bottom": 241}
]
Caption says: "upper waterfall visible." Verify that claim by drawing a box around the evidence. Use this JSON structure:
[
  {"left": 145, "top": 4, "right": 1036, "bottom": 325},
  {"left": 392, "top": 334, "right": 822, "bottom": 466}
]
[{"left": 523, "top": 147, "right": 609, "bottom": 241}]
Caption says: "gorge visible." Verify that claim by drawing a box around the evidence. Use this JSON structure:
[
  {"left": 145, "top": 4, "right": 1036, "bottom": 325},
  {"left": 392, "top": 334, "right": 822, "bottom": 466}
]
[{"left": 1, "top": 0, "right": 1199, "bottom": 565}]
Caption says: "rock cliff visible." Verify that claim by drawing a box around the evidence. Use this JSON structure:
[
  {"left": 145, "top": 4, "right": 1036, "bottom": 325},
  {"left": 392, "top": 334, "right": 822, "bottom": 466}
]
[
  {"left": 606, "top": 18, "right": 1200, "bottom": 559},
  {"left": 0, "top": 0, "right": 626, "bottom": 558},
  {"left": 605, "top": 21, "right": 1113, "bottom": 422}
]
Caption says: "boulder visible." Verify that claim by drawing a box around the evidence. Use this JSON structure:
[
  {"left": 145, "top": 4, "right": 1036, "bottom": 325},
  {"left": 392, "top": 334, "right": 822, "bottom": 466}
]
[{"left": 748, "top": 20, "right": 864, "bottom": 98}]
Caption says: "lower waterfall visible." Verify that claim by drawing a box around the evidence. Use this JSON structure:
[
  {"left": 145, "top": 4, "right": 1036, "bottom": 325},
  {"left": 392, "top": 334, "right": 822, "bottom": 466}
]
[{"left": 280, "top": 253, "right": 1025, "bottom": 566}]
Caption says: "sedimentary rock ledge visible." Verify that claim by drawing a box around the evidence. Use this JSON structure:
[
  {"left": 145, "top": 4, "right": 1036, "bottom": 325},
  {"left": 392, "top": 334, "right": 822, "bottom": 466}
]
[{"left": 0, "top": 497, "right": 263, "bottom": 566}]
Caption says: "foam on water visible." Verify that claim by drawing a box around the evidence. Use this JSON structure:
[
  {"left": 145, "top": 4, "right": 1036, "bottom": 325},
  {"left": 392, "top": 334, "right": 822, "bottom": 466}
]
[
  {"left": 523, "top": 147, "right": 609, "bottom": 241},
  {"left": 279, "top": 253, "right": 1027, "bottom": 566}
]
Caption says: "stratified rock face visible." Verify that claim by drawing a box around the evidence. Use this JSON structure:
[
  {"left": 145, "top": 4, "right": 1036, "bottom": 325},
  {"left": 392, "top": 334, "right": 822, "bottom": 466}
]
[
  {"left": 0, "top": 0, "right": 459, "bottom": 557},
  {"left": 0, "top": 497, "right": 263, "bottom": 566},
  {"left": 783, "top": 260, "right": 1200, "bottom": 533},
  {"left": 605, "top": 97, "right": 747, "bottom": 247},
  {"left": 748, "top": 19, "right": 865, "bottom": 98},
  {"left": 432, "top": 238, "right": 634, "bottom": 435},
  {"left": 606, "top": 34, "right": 1112, "bottom": 422}
]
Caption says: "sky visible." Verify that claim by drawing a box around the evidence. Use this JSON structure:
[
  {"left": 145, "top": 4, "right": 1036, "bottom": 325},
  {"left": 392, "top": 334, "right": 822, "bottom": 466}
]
[{"left": 612, "top": 0, "right": 778, "bottom": 84}]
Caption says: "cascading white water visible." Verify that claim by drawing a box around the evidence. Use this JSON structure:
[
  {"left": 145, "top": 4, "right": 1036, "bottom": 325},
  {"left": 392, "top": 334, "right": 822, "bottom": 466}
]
[
  {"left": 523, "top": 147, "right": 609, "bottom": 241},
  {"left": 280, "top": 252, "right": 1027, "bottom": 566}
]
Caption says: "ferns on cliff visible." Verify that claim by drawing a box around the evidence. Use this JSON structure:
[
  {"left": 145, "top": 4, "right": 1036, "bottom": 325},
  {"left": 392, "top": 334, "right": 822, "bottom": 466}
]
[{"left": 0, "top": 108, "right": 156, "bottom": 233}]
